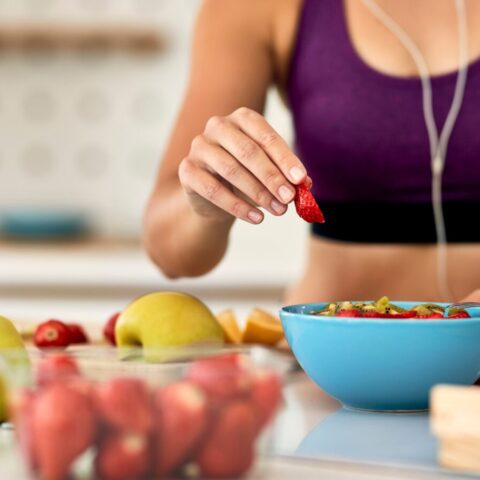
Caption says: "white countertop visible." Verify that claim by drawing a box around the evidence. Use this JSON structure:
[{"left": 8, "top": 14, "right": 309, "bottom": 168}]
[{"left": 0, "top": 375, "right": 471, "bottom": 480}]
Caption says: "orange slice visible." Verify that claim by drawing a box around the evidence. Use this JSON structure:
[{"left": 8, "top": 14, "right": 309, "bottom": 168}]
[
  {"left": 216, "top": 309, "right": 242, "bottom": 344},
  {"left": 242, "top": 308, "right": 284, "bottom": 346}
]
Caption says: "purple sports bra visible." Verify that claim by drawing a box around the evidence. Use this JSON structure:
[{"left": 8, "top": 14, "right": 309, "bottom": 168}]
[{"left": 287, "top": 0, "right": 480, "bottom": 243}]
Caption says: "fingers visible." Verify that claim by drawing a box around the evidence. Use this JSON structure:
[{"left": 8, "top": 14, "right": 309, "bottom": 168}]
[
  {"left": 179, "top": 158, "right": 265, "bottom": 225},
  {"left": 180, "top": 107, "right": 305, "bottom": 225},
  {"left": 191, "top": 136, "right": 287, "bottom": 216},
  {"left": 204, "top": 115, "right": 297, "bottom": 204},
  {"left": 229, "top": 107, "right": 307, "bottom": 185}
]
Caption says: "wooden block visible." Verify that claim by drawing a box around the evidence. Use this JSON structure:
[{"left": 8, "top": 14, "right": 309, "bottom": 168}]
[
  {"left": 431, "top": 385, "right": 480, "bottom": 440},
  {"left": 439, "top": 438, "right": 480, "bottom": 472}
]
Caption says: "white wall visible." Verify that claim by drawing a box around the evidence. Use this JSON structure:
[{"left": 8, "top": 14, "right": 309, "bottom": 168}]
[{"left": 0, "top": 0, "right": 307, "bottom": 285}]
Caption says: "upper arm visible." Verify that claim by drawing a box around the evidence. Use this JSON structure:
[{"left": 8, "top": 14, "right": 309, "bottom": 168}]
[{"left": 154, "top": 0, "right": 276, "bottom": 187}]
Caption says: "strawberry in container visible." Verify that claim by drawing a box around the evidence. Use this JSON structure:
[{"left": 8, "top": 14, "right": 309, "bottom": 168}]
[{"left": 8, "top": 349, "right": 284, "bottom": 480}]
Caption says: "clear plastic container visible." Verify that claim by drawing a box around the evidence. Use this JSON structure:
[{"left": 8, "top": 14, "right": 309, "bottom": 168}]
[{"left": 1, "top": 345, "right": 290, "bottom": 480}]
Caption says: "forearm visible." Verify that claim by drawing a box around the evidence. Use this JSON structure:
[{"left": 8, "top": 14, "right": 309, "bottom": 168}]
[{"left": 143, "top": 182, "right": 234, "bottom": 279}]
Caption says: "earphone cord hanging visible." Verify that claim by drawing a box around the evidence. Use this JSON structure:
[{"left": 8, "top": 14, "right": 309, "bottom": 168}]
[{"left": 361, "top": 0, "right": 468, "bottom": 300}]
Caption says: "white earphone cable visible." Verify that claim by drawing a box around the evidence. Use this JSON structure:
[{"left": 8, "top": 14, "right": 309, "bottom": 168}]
[{"left": 361, "top": 0, "right": 469, "bottom": 300}]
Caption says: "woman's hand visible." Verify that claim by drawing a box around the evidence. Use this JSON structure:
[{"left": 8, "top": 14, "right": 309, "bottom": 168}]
[{"left": 178, "top": 107, "right": 307, "bottom": 225}]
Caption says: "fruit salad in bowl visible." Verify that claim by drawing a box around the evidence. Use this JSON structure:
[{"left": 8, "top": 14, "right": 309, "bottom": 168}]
[
  {"left": 280, "top": 298, "right": 480, "bottom": 412},
  {"left": 312, "top": 296, "right": 471, "bottom": 319},
  {"left": 3, "top": 347, "right": 284, "bottom": 480}
]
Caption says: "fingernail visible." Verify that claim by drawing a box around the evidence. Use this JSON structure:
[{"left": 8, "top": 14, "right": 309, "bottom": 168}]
[
  {"left": 278, "top": 185, "right": 294, "bottom": 203},
  {"left": 248, "top": 211, "right": 263, "bottom": 224},
  {"left": 289, "top": 166, "right": 306, "bottom": 183},
  {"left": 271, "top": 199, "right": 286, "bottom": 214}
]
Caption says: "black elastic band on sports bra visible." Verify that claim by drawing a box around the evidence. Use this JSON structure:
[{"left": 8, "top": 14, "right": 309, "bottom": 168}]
[{"left": 311, "top": 201, "right": 480, "bottom": 243}]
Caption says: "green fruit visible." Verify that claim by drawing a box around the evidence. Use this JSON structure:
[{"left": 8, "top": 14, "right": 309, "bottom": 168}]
[
  {"left": 116, "top": 292, "right": 224, "bottom": 353},
  {"left": 0, "top": 315, "right": 29, "bottom": 422}
]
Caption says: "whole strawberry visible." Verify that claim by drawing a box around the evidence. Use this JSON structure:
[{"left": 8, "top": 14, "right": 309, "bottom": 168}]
[
  {"left": 36, "top": 354, "right": 80, "bottom": 387},
  {"left": 103, "top": 312, "right": 120, "bottom": 346},
  {"left": 294, "top": 181, "right": 325, "bottom": 223},
  {"left": 152, "top": 381, "right": 208, "bottom": 476},
  {"left": 33, "top": 382, "right": 96, "bottom": 480},
  {"left": 34, "top": 320, "right": 71, "bottom": 348}
]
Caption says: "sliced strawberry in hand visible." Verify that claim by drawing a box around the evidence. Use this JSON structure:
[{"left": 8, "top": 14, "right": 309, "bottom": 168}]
[
  {"left": 33, "top": 320, "right": 71, "bottom": 348},
  {"left": 294, "top": 181, "right": 325, "bottom": 224}
]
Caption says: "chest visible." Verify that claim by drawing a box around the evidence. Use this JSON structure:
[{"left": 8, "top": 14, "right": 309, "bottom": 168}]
[
  {"left": 276, "top": 0, "right": 480, "bottom": 86},
  {"left": 285, "top": 0, "right": 480, "bottom": 202}
]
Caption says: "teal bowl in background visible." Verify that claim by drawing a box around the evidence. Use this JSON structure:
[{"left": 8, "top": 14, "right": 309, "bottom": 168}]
[
  {"left": 0, "top": 209, "right": 88, "bottom": 240},
  {"left": 280, "top": 302, "right": 480, "bottom": 411}
]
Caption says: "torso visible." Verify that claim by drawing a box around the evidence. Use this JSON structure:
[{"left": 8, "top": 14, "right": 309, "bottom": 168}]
[{"left": 270, "top": 0, "right": 480, "bottom": 303}]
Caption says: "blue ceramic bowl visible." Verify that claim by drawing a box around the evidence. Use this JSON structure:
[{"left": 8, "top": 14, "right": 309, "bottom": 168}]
[
  {"left": 1, "top": 209, "right": 87, "bottom": 240},
  {"left": 280, "top": 302, "right": 480, "bottom": 411}
]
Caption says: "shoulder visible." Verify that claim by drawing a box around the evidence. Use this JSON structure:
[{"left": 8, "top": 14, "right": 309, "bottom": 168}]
[
  {"left": 196, "top": 0, "right": 303, "bottom": 83},
  {"left": 196, "top": 0, "right": 301, "bottom": 44}
]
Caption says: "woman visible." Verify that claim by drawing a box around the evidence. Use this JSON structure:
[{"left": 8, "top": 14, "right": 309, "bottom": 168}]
[{"left": 144, "top": 0, "right": 480, "bottom": 304}]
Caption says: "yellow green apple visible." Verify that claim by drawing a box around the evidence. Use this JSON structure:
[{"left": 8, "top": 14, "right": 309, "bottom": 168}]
[
  {"left": 0, "top": 315, "right": 29, "bottom": 422},
  {"left": 115, "top": 291, "right": 224, "bottom": 351}
]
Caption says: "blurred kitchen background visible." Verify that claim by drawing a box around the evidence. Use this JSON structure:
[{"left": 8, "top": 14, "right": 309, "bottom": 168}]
[{"left": 0, "top": 0, "right": 308, "bottom": 330}]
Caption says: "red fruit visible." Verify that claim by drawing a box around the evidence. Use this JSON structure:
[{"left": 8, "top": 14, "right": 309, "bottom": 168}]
[
  {"left": 103, "top": 312, "right": 120, "bottom": 346},
  {"left": 362, "top": 311, "right": 418, "bottom": 319},
  {"left": 186, "top": 354, "right": 253, "bottom": 405},
  {"left": 416, "top": 313, "right": 444, "bottom": 319},
  {"left": 361, "top": 311, "right": 384, "bottom": 318},
  {"left": 386, "top": 311, "right": 418, "bottom": 319},
  {"left": 95, "top": 432, "right": 150, "bottom": 480},
  {"left": 250, "top": 370, "right": 282, "bottom": 431},
  {"left": 448, "top": 311, "right": 470, "bottom": 319},
  {"left": 336, "top": 309, "right": 362, "bottom": 318},
  {"left": 33, "top": 382, "right": 96, "bottom": 480},
  {"left": 11, "top": 389, "right": 37, "bottom": 470},
  {"left": 153, "top": 381, "right": 208, "bottom": 476},
  {"left": 196, "top": 401, "right": 257, "bottom": 478},
  {"left": 96, "top": 378, "right": 153, "bottom": 434},
  {"left": 36, "top": 354, "right": 80, "bottom": 387},
  {"left": 294, "top": 181, "right": 325, "bottom": 224},
  {"left": 33, "top": 320, "right": 71, "bottom": 348},
  {"left": 67, "top": 323, "right": 89, "bottom": 344}
]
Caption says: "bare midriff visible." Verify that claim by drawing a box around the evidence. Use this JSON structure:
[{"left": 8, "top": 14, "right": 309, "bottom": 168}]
[{"left": 284, "top": 239, "right": 480, "bottom": 304}]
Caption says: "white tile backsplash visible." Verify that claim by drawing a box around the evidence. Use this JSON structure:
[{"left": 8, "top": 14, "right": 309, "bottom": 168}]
[{"left": 0, "top": 0, "right": 307, "bottom": 285}]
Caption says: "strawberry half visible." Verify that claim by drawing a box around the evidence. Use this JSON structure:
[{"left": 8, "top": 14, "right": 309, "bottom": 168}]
[
  {"left": 67, "top": 323, "right": 89, "bottom": 344},
  {"left": 294, "top": 181, "right": 325, "bottom": 223},
  {"left": 448, "top": 311, "right": 470, "bottom": 319}
]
